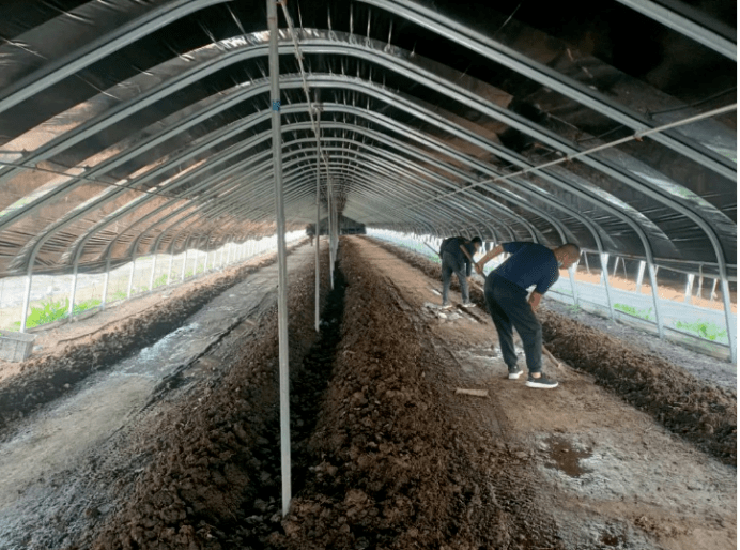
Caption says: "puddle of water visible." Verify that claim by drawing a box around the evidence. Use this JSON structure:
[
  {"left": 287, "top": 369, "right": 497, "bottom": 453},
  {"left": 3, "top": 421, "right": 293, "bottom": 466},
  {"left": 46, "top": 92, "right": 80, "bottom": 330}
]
[
  {"left": 544, "top": 436, "right": 592, "bottom": 477},
  {"left": 601, "top": 532, "right": 624, "bottom": 547}
]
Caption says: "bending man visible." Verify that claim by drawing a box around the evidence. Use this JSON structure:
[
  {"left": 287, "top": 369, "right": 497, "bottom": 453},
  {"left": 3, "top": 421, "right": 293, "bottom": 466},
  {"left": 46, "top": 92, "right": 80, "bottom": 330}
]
[
  {"left": 476, "top": 242, "right": 580, "bottom": 388},
  {"left": 440, "top": 236, "right": 482, "bottom": 309}
]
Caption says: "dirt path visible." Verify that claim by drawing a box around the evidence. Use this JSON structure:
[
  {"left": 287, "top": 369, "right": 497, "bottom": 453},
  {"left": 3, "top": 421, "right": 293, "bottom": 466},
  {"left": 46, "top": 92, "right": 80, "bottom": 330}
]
[
  {"left": 0, "top": 243, "right": 321, "bottom": 549},
  {"left": 348, "top": 237, "right": 736, "bottom": 550}
]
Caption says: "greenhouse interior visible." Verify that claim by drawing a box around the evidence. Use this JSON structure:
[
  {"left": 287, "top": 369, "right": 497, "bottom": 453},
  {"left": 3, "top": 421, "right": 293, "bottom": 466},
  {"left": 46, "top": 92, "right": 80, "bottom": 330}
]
[{"left": 0, "top": 1, "right": 736, "bottom": 549}]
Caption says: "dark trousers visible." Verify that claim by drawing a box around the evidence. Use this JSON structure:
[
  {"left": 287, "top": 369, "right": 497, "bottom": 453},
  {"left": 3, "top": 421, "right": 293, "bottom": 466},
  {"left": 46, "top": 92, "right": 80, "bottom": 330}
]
[
  {"left": 484, "top": 274, "right": 542, "bottom": 373},
  {"left": 442, "top": 251, "right": 468, "bottom": 304}
]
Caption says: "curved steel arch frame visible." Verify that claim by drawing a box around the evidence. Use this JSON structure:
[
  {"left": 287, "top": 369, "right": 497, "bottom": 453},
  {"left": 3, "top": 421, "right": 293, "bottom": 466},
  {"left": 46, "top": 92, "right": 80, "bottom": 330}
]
[{"left": 2, "top": 9, "right": 735, "bottom": 357}]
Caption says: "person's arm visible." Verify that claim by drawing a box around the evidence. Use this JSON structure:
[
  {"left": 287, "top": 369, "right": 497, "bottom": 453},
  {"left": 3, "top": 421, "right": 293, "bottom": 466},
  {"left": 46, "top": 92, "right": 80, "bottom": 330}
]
[
  {"left": 475, "top": 244, "right": 504, "bottom": 275},
  {"left": 459, "top": 244, "right": 476, "bottom": 277},
  {"left": 528, "top": 291, "right": 543, "bottom": 311}
]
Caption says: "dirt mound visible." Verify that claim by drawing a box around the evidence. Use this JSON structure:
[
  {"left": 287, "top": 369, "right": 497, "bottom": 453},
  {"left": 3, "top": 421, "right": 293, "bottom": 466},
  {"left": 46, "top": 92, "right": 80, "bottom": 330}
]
[
  {"left": 370, "top": 237, "right": 737, "bottom": 466},
  {"left": 89, "top": 258, "right": 325, "bottom": 550},
  {"left": 539, "top": 309, "right": 737, "bottom": 464}
]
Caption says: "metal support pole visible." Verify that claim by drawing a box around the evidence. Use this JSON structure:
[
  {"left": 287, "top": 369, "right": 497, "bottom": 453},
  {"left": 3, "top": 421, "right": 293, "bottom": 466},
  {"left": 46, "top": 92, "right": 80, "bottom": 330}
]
[
  {"left": 267, "top": 0, "right": 292, "bottom": 516},
  {"left": 126, "top": 257, "right": 136, "bottom": 299},
  {"left": 149, "top": 254, "right": 158, "bottom": 291},
  {"left": 181, "top": 248, "right": 188, "bottom": 281},
  {"left": 583, "top": 252, "right": 590, "bottom": 275},
  {"left": 600, "top": 253, "right": 615, "bottom": 320},
  {"left": 19, "top": 265, "right": 33, "bottom": 333},
  {"left": 167, "top": 252, "right": 174, "bottom": 286},
  {"left": 646, "top": 261, "right": 665, "bottom": 338},
  {"left": 102, "top": 258, "right": 111, "bottom": 308},
  {"left": 612, "top": 256, "right": 620, "bottom": 278},
  {"left": 328, "top": 177, "right": 334, "bottom": 290},
  {"left": 567, "top": 263, "right": 578, "bottom": 306},
  {"left": 710, "top": 278, "right": 717, "bottom": 302},
  {"left": 635, "top": 260, "right": 646, "bottom": 293},
  {"left": 68, "top": 261, "right": 79, "bottom": 317},
  {"left": 684, "top": 274, "right": 695, "bottom": 304},
  {"left": 315, "top": 109, "right": 322, "bottom": 333},
  {"left": 696, "top": 265, "right": 703, "bottom": 299},
  {"left": 719, "top": 275, "right": 736, "bottom": 363}
]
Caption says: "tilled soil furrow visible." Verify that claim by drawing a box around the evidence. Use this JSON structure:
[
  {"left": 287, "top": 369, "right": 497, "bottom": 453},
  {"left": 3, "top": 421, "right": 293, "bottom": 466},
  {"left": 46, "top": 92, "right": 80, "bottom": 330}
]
[
  {"left": 270, "top": 238, "right": 565, "bottom": 550},
  {"left": 369, "top": 237, "right": 737, "bottom": 465},
  {"left": 0, "top": 252, "right": 291, "bottom": 439}
]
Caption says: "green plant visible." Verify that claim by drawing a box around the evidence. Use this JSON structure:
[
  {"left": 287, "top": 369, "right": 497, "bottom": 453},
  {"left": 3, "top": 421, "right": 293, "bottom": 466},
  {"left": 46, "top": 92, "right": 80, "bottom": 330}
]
[
  {"left": 614, "top": 303, "right": 653, "bottom": 321},
  {"left": 25, "top": 298, "right": 69, "bottom": 328},
  {"left": 675, "top": 320, "right": 727, "bottom": 341},
  {"left": 111, "top": 289, "right": 127, "bottom": 301},
  {"left": 153, "top": 274, "right": 168, "bottom": 288},
  {"left": 72, "top": 298, "right": 102, "bottom": 315}
]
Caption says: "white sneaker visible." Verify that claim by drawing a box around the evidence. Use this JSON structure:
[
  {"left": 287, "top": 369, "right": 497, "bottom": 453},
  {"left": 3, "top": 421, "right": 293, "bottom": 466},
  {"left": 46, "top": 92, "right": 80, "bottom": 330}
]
[
  {"left": 508, "top": 367, "right": 523, "bottom": 380},
  {"left": 461, "top": 302, "right": 476, "bottom": 308}
]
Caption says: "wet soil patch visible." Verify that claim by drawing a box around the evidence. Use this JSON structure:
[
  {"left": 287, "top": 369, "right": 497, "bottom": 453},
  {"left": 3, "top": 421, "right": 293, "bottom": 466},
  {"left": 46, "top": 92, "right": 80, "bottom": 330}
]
[
  {"left": 544, "top": 437, "right": 592, "bottom": 478},
  {"left": 0, "top": 252, "right": 292, "bottom": 438},
  {"left": 368, "top": 237, "right": 737, "bottom": 466}
]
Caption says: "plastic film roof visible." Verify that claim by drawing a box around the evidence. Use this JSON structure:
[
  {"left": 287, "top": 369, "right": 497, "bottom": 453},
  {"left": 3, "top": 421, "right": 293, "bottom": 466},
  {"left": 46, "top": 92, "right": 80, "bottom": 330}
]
[{"left": 0, "top": 0, "right": 736, "bottom": 278}]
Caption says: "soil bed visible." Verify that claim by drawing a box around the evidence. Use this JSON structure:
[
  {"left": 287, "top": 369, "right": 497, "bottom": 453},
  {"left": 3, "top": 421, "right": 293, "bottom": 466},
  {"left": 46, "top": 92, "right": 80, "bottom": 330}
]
[
  {"left": 0, "top": 249, "right": 297, "bottom": 438},
  {"left": 369, "top": 237, "right": 736, "bottom": 465},
  {"left": 0, "top": 237, "right": 734, "bottom": 550}
]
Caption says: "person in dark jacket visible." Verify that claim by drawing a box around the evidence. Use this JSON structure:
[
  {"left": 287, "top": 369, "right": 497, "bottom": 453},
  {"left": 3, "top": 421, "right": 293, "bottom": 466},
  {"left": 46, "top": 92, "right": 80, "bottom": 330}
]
[
  {"left": 475, "top": 242, "right": 580, "bottom": 388},
  {"left": 439, "top": 236, "right": 482, "bottom": 308}
]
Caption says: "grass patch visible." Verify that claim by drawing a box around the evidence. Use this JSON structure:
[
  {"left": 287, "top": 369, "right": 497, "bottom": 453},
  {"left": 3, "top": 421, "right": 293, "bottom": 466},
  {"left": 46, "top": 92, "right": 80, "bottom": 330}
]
[
  {"left": 111, "top": 289, "right": 127, "bottom": 301},
  {"left": 73, "top": 298, "right": 102, "bottom": 315},
  {"left": 614, "top": 303, "right": 653, "bottom": 321},
  {"left": 153, "top": 274, "right": 168, "bottom": 288},
  {"left": 675, "top": 320, "right": 727, "bottom": 342}
]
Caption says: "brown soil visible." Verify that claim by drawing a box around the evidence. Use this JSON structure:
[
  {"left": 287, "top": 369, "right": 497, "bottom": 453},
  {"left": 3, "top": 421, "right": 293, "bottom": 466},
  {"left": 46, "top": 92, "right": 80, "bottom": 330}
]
[
  {"left": 0, "top": 237, "right": 735, "bottom": 550},
  {"left": 372, "top": 238, "right": 737, "bottom": 466}
]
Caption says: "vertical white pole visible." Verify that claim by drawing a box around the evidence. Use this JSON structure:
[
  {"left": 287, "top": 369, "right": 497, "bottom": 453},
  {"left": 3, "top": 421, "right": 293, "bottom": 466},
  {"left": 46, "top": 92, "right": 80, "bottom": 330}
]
[
  {"left": 684, "top": 273, "right": 695, "bottom": 304},
  {"left": 635, "top": 260, "right": 646, "bottom": 293},
  {"left": 719, "top": 275, "right": 736, "bottom": 363},
  {"left": 315, "top": 110, "right": 322, "bottom": 333},
  {"left": 647, "top": 261, "right": 665, "bottom": 338},
  {"left": 167, "top": 252, "right": 174, "bottom": 286},
  {"left": 567, "top": 263, "right": 578, "bottom": 306},
  {"left": 181, "top": 249, "right": 188, "bottom": 281},
  {"left": 68, "top": 261, "right": 79, "bottom": 317},
  {"left": 268, "top": 0, "right": 291, "bottom": 516},
  {"left": 19, "top": 265, "right": 33, "bottom": 333},
  {"left": 600, "top": 253, "right": 615, "bottom": 320},
  {"left": 102, "top": 258, "right": 111, "bottom": 308},
  {"left": 126, "top": 257, "right": 136, "bottom": 299},
  {"left": 149, "top": 254, "right": 158, "bottom": 291}
]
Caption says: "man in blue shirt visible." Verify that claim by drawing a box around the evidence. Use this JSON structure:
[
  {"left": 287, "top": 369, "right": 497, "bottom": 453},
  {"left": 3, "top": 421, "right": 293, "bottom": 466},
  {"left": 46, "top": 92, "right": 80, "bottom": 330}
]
[
  {"left": 475, "top": 242, "right": 580, "bottom": 388},
  {"left": 439, "top": 236, "right": 482, "bottom": 309}
]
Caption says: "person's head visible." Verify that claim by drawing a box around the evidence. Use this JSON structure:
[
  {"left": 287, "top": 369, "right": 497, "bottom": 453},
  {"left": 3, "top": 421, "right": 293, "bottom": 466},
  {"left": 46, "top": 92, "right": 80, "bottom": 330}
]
[
  {"left": 554, "top": 243, "right": 580, "bottom": 269},
  {"left": 471, "top": 236, "right": 483, "bottom": 253}
]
